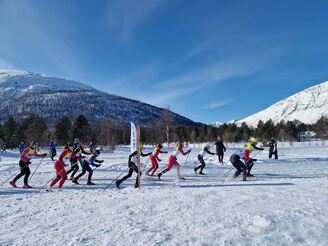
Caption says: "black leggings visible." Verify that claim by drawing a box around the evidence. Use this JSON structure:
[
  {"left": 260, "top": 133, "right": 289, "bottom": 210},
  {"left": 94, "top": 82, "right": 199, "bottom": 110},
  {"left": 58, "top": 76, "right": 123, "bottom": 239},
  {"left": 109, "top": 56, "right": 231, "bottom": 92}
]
[
  {"left": 117, "top": 162, "right": 141, "bottom": 187},
  {"left": 230, "top": 154, "right": 247, "bottom": 177},
  {"left": 66, "top": 159, "right": 79, "bottom": 178},
  {"left": 195, "top": 155, "right": 206, "bottom": 172},
  {"left": 75, "top": 161, "right": 93, "bottom": 182},
  {"left": 13, "top": 160, "right": 31, "bottom": 185},
  {"left": 217, "top": 151, "right": 224, "bottom": 163}
]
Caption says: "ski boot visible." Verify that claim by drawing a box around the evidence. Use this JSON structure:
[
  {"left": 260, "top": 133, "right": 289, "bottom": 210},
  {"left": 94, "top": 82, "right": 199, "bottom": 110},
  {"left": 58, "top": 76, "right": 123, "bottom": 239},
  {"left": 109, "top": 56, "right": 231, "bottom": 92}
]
[
  {"left": 247, "top": 174, "right": 254, "bottom": 177},
  {"left": 157, "top": 173, "right": 162, "bottom": 180},
  {"left": 87, "top": 181, "right": 96, "bottom": 185},
  {"left": 72, "top": 179, "right": 79, "bottom": 185},
  {"left": 115, "top": 180, "right": 121, "bottom": 189},
  {"left": 199, "top": 171, "right": 206, "bottom": 175},
  {"left": 23, "top": 184, "right": 33, "bottom": 189},
  {"left": 46, "top": 187, "right": 54, "bottom": 192},
  {"left": 194, "top": 167, "right": 198, "bottom": 174},
  {"left": 9, "top": 181, "right": 17, "bottom": 188}
]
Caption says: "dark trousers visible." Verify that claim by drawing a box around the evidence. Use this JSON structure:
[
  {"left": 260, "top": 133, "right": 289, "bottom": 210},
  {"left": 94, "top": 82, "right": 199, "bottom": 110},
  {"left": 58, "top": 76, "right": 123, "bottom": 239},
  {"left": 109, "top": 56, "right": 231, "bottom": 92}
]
[
  {"left": 13, "top": 160, "right": 31, "bottom": 185},
  {"left": 269, "top": 151, "right": 278, "bottom": 159},
  {"left": 195, "top": 155, "right": 206, "bottom": 172},
  {"left": 230, "top": 154, "right": 247, "bottom": 178},
  {"left": 117, "top": 162, "right": 141, "bottom": 188},
  {"left": 75, "top": 160, "right": 93, "bottom": 182},
  {"left": 50, "top": 149, "right": 57, "bottom": 160},
  {"left": 66, "top": 159, "right": 79, "bottom": 178},
  {"left": 217, "top": 150, "right": 224, "bottom": 163}
]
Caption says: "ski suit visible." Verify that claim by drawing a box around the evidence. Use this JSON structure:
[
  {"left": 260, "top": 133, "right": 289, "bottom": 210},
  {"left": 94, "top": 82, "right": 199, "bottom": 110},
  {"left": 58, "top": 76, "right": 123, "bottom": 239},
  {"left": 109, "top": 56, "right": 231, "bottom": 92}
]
[
  {"left": 66, "top": 144, "right": 91, "bottom": 179},
  {"left": 74, "top": 153, "right": 103, "bottom": 184},
  {"left": 158, "top": 146, "right": 191, "bottom": 178},
  {"left": 49, "top": 149, "right": 72, "bottom": 189},
  {"left": 12, "top": 147, "right": 45, "bottom": 185},
  {"left": 116, "top": 150, "right": 151, "bottom": 188},
  {"left": 146, "top": 147, "right": 167, "bottom": 176},
  {"left": 268, "top": 139, "right": 278, "bottom": 159},
  {"left": 195, "top": 146, "right": 215, "bottom": 174}
]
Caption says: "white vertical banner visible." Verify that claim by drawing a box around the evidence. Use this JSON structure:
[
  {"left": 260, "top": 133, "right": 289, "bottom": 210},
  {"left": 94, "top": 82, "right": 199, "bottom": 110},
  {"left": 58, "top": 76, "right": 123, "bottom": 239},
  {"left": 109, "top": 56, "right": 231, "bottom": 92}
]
[{"left": 130, "top": 122, "right": 137, "bottom": 153}]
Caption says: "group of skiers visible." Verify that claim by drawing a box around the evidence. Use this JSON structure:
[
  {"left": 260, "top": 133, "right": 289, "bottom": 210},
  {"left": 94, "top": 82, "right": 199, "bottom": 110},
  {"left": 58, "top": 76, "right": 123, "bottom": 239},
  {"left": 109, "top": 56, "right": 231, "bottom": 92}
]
[{"left": 7, "top": 136, "right": 278, "bottom": 191}]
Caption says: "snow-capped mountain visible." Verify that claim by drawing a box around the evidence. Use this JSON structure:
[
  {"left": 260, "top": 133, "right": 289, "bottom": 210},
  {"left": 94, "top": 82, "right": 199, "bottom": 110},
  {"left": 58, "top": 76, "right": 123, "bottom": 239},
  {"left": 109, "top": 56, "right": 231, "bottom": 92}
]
[
  {"left": 239, "top": 81, "right": 328, "bottom": 127},
  {"left": 0, "top": 70, "right": 200, "bottom": 126}
]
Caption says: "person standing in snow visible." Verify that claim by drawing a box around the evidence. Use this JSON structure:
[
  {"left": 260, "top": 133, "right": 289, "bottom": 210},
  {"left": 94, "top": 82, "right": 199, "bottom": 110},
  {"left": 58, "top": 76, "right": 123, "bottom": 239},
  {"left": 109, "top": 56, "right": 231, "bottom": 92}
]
[
  {"left": 268, "top": 137, "right": 278, "bottom": 159},
  {"left": 116, "top": 146, "right": 151, "bottom": 189},
  {"left": 66, "top": 138, "right": 91, "bottom": 180},
  {"left": 49, "top": 139, "right": 57, "bottom": 161},
  {"left": 47, "top": 143, "right": 74, "bottom": 192},
  {"left": 194, "top": 143, "right": 215, "bottom": 175},
  {"left": 146, "top": 144, "right": 168, "bottom": 176},
  {"left": 157, "top": 141, "right": 191, "bottom": 180},
  {"left": 18, "top": 141, "right": 26, "bottom": 153},
  {"left": 72, "top": 149, "right": 103, "bottom": 185},
  {"left": 214, "top": 136, "right": 226, "bottom": 163},
  {"left": 10, "top": 141, "right": 47, "bottom": 188},
  {"left": 89, "top": 141, "right": 96, "bottom": 154}
]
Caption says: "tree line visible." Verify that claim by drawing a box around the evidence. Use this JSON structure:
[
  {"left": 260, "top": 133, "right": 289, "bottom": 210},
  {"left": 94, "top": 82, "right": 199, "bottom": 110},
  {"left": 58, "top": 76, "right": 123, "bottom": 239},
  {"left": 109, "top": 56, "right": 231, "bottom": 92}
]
[{"left": 0, "top": 114, "right": 327, "bottom": 148}]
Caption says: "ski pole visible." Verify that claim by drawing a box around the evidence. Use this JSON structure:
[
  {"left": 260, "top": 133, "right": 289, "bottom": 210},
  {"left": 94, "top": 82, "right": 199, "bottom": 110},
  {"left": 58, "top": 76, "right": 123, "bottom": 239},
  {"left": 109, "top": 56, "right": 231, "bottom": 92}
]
[
  {"left": 28, "top": 157, "right": 44, "bottom": 182},
  {"left": 141, "top": 158, "right": 150, "bottom": 173},
  {"left": 218, "top": 167, "right": 235, "bottom": 183},
  {"left": 103, "top": 166, "right": 129, "bottom": 191}
]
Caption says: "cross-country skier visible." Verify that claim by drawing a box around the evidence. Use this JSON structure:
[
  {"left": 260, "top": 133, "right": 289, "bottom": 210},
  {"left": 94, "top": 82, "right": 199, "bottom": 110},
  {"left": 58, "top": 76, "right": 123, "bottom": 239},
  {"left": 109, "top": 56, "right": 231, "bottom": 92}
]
[
  {"left": 18, "top": 141, "right": 26, "bottom": 153},
  {"left": 66, "top": 138, "right": 91, "bottom": 180},
  {"left": 49, "top": 139, "right": 57, "bottom": 161},
  {"left": 229, "top": 143, "right": 257, "bottom": 181},
  {"left": 47, "top": 143, "right": 74, "bottom": 192},
  {"left": 89, "top": 141, "right": 96, "bottom": 154},
  {"left": 268, "top": 137, "right": 278, "bottom": 159},
  {"left": 72, "top": 149, "right": 103, "bottom": 185},
  {"left": 116, "top": 146, "right": 151, "bottom": 189},
  {"left": 246, "top": 137, "right": 263, "bottom": 176},
  {"left": 194, "top": 143, "right": 215, "bottom": 175},
  {"left": 157, "top": 141, "right": 191, "bottom": 180},
  {"left": 146, "top": 144, "right": 168, "bottom": 176},
  {"left": 10, "top": 141, "right": 47, "bottom": 188},
  {"left": 214, "top": 136, "right": 226, "bottom": 163}
]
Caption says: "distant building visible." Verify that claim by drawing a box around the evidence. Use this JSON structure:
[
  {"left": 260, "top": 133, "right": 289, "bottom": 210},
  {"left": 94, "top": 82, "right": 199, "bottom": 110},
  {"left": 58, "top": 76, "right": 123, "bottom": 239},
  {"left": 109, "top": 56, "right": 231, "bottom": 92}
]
[{"left": 297, "top": 131, "right": 317, "bottom": 141}]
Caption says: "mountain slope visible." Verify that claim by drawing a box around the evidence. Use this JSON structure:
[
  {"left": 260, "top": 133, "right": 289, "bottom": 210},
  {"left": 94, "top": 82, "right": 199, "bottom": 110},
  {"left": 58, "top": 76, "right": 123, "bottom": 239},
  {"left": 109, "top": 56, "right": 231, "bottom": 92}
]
[
  {"left": 239, "top": 81, "right": 328, "bottom": 127},
  {"left": 0, "top": 70, "right": 200, "bottom": 126}
]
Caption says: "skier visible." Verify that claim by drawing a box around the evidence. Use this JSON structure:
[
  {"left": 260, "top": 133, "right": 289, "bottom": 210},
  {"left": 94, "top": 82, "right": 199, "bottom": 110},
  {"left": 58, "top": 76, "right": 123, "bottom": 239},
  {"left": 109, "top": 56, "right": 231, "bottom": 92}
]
[
  {"left": 49, "top": 139, "right": 57, "bottom": 161},
  {"left": 47, "top": 143, "right": 74, "bottom": 192},
  {"left": 10, "top": 141, "right": 47, "bottom": 188},
  {"left": 146, "top": 144, "right": 168, "bottom": 176},
  {"left": 194, "top": 143, "right": 215, "bottom": 175},
  {"left": 66, "top": 138, "right": 91, "bottom": 180},
  {"left": 18, "top": 141, "right": 26, "bottom": 153},
  {"left": 89, "top": 141, "right": 96, "bottom": 154},
  {"left": 214, "top": 136, "right": 226, "bottom": 163},
  {"left": 246, "top": 137, "right": 264, "bottom": 176},
  {"left": 157, "top": 141, "right": 191, "bottom": 180},
  {"left": 116, "top": 146, "right": 151, "bottom": 189},
  {"left": 268, "top": 137, "right": 278, "bottom": 159},
  {"left": 72, "top": 149, "right": 103, "bottom": 185},
  {"left": 229, "top": 144, "right": 257, "bottom": 181}
]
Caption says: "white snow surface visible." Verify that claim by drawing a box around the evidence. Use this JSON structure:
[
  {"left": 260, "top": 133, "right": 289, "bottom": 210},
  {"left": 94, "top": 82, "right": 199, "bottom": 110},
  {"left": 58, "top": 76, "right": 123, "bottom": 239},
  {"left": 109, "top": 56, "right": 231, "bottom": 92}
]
[
  {"left": 239, "top": 81, "right": 328, "bottom": 127},
  {"left": 0, "top": 144, "right": 328, "bottom": 246}
]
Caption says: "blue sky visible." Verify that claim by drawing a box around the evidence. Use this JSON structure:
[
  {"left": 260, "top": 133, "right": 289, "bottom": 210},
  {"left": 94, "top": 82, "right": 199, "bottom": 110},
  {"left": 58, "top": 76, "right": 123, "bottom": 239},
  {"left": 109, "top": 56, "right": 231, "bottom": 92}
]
[{"left": 1, "top": 0, "right": 328, "bottom": 124}]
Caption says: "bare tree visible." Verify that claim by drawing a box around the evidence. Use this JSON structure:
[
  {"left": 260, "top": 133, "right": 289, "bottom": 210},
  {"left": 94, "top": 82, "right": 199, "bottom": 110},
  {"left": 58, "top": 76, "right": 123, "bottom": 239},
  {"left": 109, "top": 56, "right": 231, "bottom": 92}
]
[
  {"left": 99, "top": 117, "right": 117, "bottom": 152},
  {"left": 160, "top": 105, "right": 173, "bottom": 147}
]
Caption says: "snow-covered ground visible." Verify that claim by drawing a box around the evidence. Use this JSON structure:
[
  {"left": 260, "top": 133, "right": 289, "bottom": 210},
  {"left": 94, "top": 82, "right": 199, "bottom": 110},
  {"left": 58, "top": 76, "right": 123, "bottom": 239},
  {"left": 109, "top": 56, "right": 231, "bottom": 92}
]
[{"left": 0, "top": 145, "right": 327, "bottom": 246}]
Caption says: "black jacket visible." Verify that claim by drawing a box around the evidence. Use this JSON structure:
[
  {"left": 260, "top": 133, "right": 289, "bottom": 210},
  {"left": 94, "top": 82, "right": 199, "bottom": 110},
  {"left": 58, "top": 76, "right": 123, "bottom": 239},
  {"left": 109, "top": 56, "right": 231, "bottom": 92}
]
[{"left": 214, "top": 140, "right": 226, "bottom": 153}]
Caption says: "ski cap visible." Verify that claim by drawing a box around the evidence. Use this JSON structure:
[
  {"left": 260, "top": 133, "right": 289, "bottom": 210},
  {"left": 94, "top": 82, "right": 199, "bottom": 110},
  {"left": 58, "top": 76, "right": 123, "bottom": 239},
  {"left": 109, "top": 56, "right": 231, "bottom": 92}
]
[{"left": 250, "top": 137, "right": 257, "bottom": 144}]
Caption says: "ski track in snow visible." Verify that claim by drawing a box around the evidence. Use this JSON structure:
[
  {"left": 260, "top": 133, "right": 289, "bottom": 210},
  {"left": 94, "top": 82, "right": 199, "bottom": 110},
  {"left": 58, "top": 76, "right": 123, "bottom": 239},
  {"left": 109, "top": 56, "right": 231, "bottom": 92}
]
[{"left": 0, "top": 146, "right": 327, "bottom": 246}]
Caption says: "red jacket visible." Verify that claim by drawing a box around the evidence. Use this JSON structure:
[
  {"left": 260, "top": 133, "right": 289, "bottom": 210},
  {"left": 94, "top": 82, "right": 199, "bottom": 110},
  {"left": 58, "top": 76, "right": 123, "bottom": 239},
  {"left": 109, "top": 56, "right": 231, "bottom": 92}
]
[{"left": 21, "top": 147, "right": 44, "bottom": 163}]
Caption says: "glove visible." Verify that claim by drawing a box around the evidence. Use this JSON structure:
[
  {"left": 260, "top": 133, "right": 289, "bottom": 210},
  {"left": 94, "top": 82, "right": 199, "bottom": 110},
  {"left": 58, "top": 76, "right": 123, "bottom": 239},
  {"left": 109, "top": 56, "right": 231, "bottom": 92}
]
[
  {"left": 224, "top": 149, "right": 226, "bottom": 152},
  {"left": 252, "top": 158, "right": 257, "bottom": 162},
  {"left": 188, "top": 149, "right": 192, "bottom": 154},
  {"left": 158, "top": 159, "right": 162, "bottom": 162},
  {"left": 96, "top": 164, "right": 101, "bottom": 168},
  {"left": 43, "top": 153, "right": 47, "bottom": 157},
  {"left": 99, "top": 160, "right": 104, "bottom": 163},
  {"left": 164, "top": 151, "right": 168, "bottom": 154}
]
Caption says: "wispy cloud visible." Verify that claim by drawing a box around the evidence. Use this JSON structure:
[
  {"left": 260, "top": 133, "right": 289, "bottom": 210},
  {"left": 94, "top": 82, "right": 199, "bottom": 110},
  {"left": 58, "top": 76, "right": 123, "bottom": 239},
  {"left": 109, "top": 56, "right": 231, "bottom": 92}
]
[
  {"left": 206, "top": 99, "right": 233, "bottom": 109},
  {"left": 104, "top": 0, "right": 166, "bottom": 42}
]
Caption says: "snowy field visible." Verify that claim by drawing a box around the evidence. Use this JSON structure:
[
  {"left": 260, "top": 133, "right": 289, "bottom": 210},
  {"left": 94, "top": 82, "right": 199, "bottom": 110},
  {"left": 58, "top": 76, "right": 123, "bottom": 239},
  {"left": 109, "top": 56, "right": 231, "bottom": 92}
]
[{"left": 0, "top": 145, "right": 327, "bottom": 246}]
